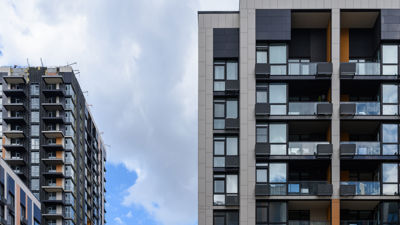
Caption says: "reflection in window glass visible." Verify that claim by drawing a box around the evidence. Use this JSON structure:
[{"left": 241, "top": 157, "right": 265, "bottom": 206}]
[
  {"left": 270, "top": 105, "right": 287, "bottom": 115},
  {"left": 214, "top": 104, "right": 225, "bottom": 118},
  {"left": 269, "top": 45, "right": 287, "bottom": 64},
  {"left": 382, "top": 202, "right": 399, "bottom": 222},
  {"left": 256, "top": 91, "right": 267, "bottom": 103},
  {"left": 383, "top": 163, "right": 398, "bottom": 183},
  {"left": 257, "top": 51, "right": 268, "bottom": 64},
  {"left": 226, "top": 212, "right": 239, "bottom": 225},
  {"left": 226, "top": 100, "right": 238, "bottom": 119},
  {"left": 226, "top": 137, "right": 238, "bottom": 156},
  {"left": 256, "top": 169, "right": 267, "bottom": 183},
  {"left": 256, "top": 126, "right": 268, "bottom": 143},
  {"left": 214, "top": 66, "right": 225, "bottom": 79},
  {"left": 270, "top": 145, "right": 286, "bottom": 155},
  {"left": 270, "top": 65, "right": 287, "bottom": 75},
  {"left": 383, "top": 184, "right": 397, "bottom": 195},
  {"left": 214, "top": 157, "right": 225, "bottom": 167},
  {"left": 269, "top": 124, "right": 286, "bottom": 143},
  {"left": 214, "top": 180, "right": 224, "bottom": 193},
  {"left": 382, "top": 85, "right": 398, "bottom": 103},
  {"left": 269, "top": 163, "right": 286, "bottom": 182},
  {"left": 226, "top": 62, "right": 238, "bottom": 80},
  {"left": 269, "top": 85, "right": 287, "bottom": 103},
  {"left": 383, "top": 45, "right": 398, "bottom": 64},
  {"left": 383, "top": 144, "right": 398, "bottom": 155},
  {"left": 269, "top": 202, "right": 287, "bottom": 222},
  {"left": 226, "top": 175, "right": 238, "bottom": 193},
  {"left": 214, "top": 195, "right": 225, "bottom": 205},
  {"left": 214, "top": 82, "right": 225, "bottom": 91},
  {"left": 383, "top": 65, "right": 398, "bottom": 75},
  {"left": 214, "top": 120, "right": 225, "bottom": 130},
  {"left": 383, "top": 105, "right": 398, "bottom": 115},
  {"left": 382, "top": 124, "right": 398, "bottom": 143}
]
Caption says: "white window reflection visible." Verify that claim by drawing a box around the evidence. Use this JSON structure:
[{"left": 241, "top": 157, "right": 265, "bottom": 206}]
[
  {"left": 226, "top": 62, "right": 238, "bottom": 80},
  {"left": 269, "top": 84, "right": 286, "bottom": 103},
  {"left": 269, "top": 45, "right": 287, "bottom": 64},
  {"left": 383, "top": 45, "right": 398, "bottom": 64},
  {"left": 269, "top": 124, "right": 287, "bottom": 143},
  {"left": 226, "top": 175, "right": 238, "bottom": 193},
  {"left": 269, "top": 163, "right": 286, "bottom": 182},
  {"left": 226, "top": 137, "right": 238, "bottom": 156},
  {"left": 382, "top": 124, "right": 398, "bottom": 143},
  {"left": 383, "top": 163, "right": 398, "bottom": 183},
  {"left": 382, "top": 85, "right": 398, "bottom": 103}
]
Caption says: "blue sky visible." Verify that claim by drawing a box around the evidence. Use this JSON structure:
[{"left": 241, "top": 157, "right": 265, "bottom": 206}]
[{"left": 0, "top": 0, "right": 239, "bottom": 224}]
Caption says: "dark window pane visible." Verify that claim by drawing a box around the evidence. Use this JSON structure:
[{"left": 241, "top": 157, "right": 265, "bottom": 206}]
[
  {"left": 214, "top": 180, "right": 225, "bottom": 193},
  {"left": 256, "top": 207, "right": 268, "bottom": 223},
  {"left": 226, "top": 212, "right": 239, "bottom": 225},
  {"left": 269, "top": 202, "right": 287, "bottom": 222},
  {"left": 382, "top": 202, "right": 399, "bottom": 223},
  {"left": 214, "top": 216, "right": 225, "bottom": 225}
]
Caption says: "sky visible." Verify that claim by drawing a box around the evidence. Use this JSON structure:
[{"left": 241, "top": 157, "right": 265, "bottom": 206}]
[{"left": 0, "top": 0, "right": 239, "bottom": 225}]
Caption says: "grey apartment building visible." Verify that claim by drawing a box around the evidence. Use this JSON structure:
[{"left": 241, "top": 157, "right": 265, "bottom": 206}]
[
  {"left": 0, "top": 66, "right": 106, "bottom": 225},
  {"left": 198, "top": 0, "right": 400, "bottom": 225}
]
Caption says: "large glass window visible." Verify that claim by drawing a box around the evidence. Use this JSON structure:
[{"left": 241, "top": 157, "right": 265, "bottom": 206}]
[
  {"left": 269, "top": 84, "right": 287, "bottom": 115},
  {"left": 269, "top": 202, "right": 287, "bottom": 223},
  {"left": 213, "top": 174, "right": 238, "bottom": 206},
  {"left": 382, "top": 84, "right": 398, "bottom": 115},
  {"left": 269, "top": 163, "right": 287, "bottom": 183},
  {"left": 382, "top": 124, "right": 398, "bottom": 143},
  {"left": 213, "top": 136, "right": 238, "bottom": 168},
  {"left": 257, "top": 44, "right": 268, "bottom": 64},
  {"left": 256, "top": 163, "right": 268, "bottom": 183},
  {"left": 256, "top": 84, "right": 268, "bottom": 103},
  {"left": 214, "top": 99, "right": 238, "bottom": 129},
  {"left": 226, "top": 175, "right": 238, "bottom": 194},
  {"left": 31, "top": 125, "right": 39, "bottom": 136},
  {"left": 214, "top": 61, "right": 238, "bottom": 91},
  {"left": 269, "top": 124, "right": 287, "bottom": 155},
  {"left": 31, "top": 166, "right": 39, "bottom": 177},
  {"left": 382, "top": 202, "right": 399, "bottom": 223},
  {"left": 382, "top": 45, "right": 398, "bottom": 75},
  {"left": 31, "top": 138, "right": 39, "bottom": 149},
  {"left": 256, "top": 124, "right": 268, "bottom": 143},
  {"left": 31, "top": 97, "right": 39, "bottom": 109},
  {"left": 31, "top": 152, "right": 39, "bottom": 163},
  {"left": 31, "top": 111, "right": 39, "bottom": 123},
  {"left": 382, "top": 163, "right": 398, "bottom": 195},
  {"left": 30, "top": 84, "right": 39, "bottom": 95},
  {"left": 226, "top": 100, "right": 238, "bottom": 119},
  {"left": 214, "top": 212, "right": 239, "bottom": 225},
  {"left": 269, "top": 44, "right": 287, "bottom": 75},
  {"left": 226, "top": 62, "right": 238, "bottom": 80}
]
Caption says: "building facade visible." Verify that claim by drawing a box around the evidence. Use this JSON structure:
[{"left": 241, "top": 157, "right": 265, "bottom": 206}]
[
  {"left": 0, "top": 156, "right": 41, "bottom": 225},
  {"left": 198, "top": 1, "right": 400, "bottom": 225},
  {"left": 0, "top": 66, "right": 106, "bottom": 225}
]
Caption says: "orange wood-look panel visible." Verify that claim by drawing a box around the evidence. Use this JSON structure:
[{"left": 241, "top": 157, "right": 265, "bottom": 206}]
[
  {"left": 56, "top": 151, "right": 63, "bottom": 159},
  {"left": 327, "top": 19, "right": 331, "bottom": 62},
  {"left": 340, "top": 28, "right": 349, "bottom": 62},
  {"left": 56, "top": 165, "right": 63, "bottom": 172},
  {"left": 56, "top": 178, "right": 63, "bottom": 186},
  {"left": 332, "top": 199, "right": 340, "bottom": 225},
  {"left": 16, "top": 185, "right": 20, "bottom": 225},
  {"left": 327, "top": 127, "right": 331, "bottom": 142},
  {"left": 341, "top": 132, "right": 350, "bottom": 141},
  {"left": 56, "top": 137, "right": 63, "bottom": 145},
  {"left": 340, "top": 94, "right": 350, "bottom": 102},
  {"left": 341, "top": 171, "right": 350, "bottom": 181}
]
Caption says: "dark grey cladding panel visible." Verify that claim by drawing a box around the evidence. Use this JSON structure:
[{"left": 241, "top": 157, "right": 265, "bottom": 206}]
[
  {"left": 255, "top": 184, "right": 269, "bottom": 196},
  {"left": 256, "top": 9, "right": 291, "bottom": 41},
  {"left": 213, "top": 28, "right": 239, "bottom": 58},
  {"left": 225, "top": 195, "right": 239, "bottom": 206},
  {"left": 225, "top": 156, "right": 239, "bottom": 168},
  {"left": 381, "top": 9, "right": 400, "bottom": 40},
  {"left": 317, "top": 184, "right": 333, "bottom": 196},
  {"left": 317, "top": 103, "right": 332, "bottom": 115},
  {"left": 340, "top": 185, "right": 356, "bottom": 196}
]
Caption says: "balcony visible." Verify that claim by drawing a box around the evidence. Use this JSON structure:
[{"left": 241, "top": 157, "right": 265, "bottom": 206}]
[
  {"left": 42, "top": 142, "right": 65, "bottom": 151},
  {"left": 12, "top": 168, "right": 27, "bottom": 179},
  {"left": 3, "top": 114, "right": 26, "bottom": 125},
  {"left": 3, "top": 87, "right": 25, "bottom": 97},
  {"left": 43, "top": 170, "right": 64, "bottom": 178},
  {"left": 3, "top": 73, "right": 26, "bottom": 84},
  {"left": 256, "top": 182, "right": 332, "bottom": 196},
  {"left": 255, "top": 62, "right": 332, "bottom": 79},
  {"left": 3, "top": 142, "right": 25, "bottom": 151},
  {"left": 3, "top": 101, "right": 25, "bottom": 111},
  {"left": 341, "top": 62, "right": 399, "bottom": 78},
  {"left": 288, "top": 142, "right": 332, "bottom": 157},
  {"left": 42, "top": 156, "right": 65, "bottom": 165},
  {"left": 3, "top": 129, "right": 24, "bottom": 138},
  {"left": 340, "top": 142, "right": 384, "bottom": 157},
  {"left": 5, "top": 156, "right": 27, "bottom": 165},
  {"left": 288, "top": 102, "right": 332, "bottom": 116},
  {"left": 42, "top": 183, "right": 64, "bottom": 192},
  {"left": 42, "top": 210, "right": 64, "bottom": 219},
  {"left": 340, "top": 102, "right": 381, "bottom": 116},
  {"left": 42, "top": 115, "right": 65, "bottom": 124},
  {"left": 42, "top": 87, "right": 65, "bottom": 97},
  {"left": 42, "top": 129, "right": 64, "bottom": 138},
  {"left": 42, "top": 101, "right": 64, "bottom": 111},
  {"left": 42, "top": 74, "right": 64, "bottom": 84},
  {"left": 340, "top": 182, "right": 380, "bottom": 196}
]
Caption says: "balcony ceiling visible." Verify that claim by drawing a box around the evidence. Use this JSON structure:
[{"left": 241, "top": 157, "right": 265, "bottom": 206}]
[
  {"left": 341, "top": 12, "right": 379, "bottom": 28},
  {"left": 288, "top": 200, "right": 330, "bottom": 210},
  {"left": 292, "top": 12, "right": 330, "bottom": 28},
  {"left": 341, "top": 200, "right": 379, "bottom": 210},
  {"left": 341, "top": 121, "right": 380, "bottom": 135},
  {"left": 289, "top": 121, "right": 330, "bottom": 134}
]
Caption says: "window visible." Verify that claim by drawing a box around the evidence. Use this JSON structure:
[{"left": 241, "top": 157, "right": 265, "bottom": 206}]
[
  {"left": 30, "top": 84, "right": 39, "bottom": 95},
  {"left": 257, "top": 44, "right": 268, "bottom": 64},
  {"left": 382, "top": 84, "right": 398, "bottom": 115},
  {"left": 256, "top": 201, "right": 287, "bottom": 225},
  {"left": 213, "top": 174, "right": 238, "bottom": 206},
  {"left": 31, "top": 179, "right": 39, "bottom": 190},
  {"left": 382, "top": 202, "right": 398, "bottom": 223},
  {"left": 213, "top": 136, "right": 239, "bottom": 167},
  {"left": 31, "top": 125, "right": 39, "bottom": 136},
  {"left": 256, "top": 123, "right": 268, "bottom": 143},
  {"left": 213, "top": 61, "right": 238, "bottom": 91},
  {"left": 226, "top": 62, "right": 238, "bottom": 80},
  {"left": 214, "top": 211, "right": 239, "bottom": 225},
  {"left": 382, "top": 163, "right": 398, "bottom": 195},
  {"left": 382, "top": 45, "right": 398, "bottom": 75},
  {"left": 31, "top": 166, "right": 39, "bottom": 177},
  {"left": 31, "top": 97, "right": 39, "bottom": 109},
  {"left": 256, "top": 84, "right": 268, "bottom": 103},
  {"left": 269, "top": 163, "right": 287, "bottom": 183},
  {"left": 31, "top": 138, "right": 39, "bottom": 149},
  {"left": 31, "top": 152, "right": 39, "bottom": 163},
  {"left": 30, "top": 111, "right": 39, "bottom": 123},
  {"left": 256, "top": 163, "right": 268, "bottom": 183},
  {"left": 269, "top": 84, "right": 287, "bottom": 115},
  {"left": 213, "top": 99, "right": 238, "bottom": 129},
  {"left": 269, "top": 124, "right": 287, "bottom": 155},
  {"left": 382, "top": 124, "right": 398, "bottom": 143},
  {"left": 269, "top": 44, "right": 287, "bottom": 75}
]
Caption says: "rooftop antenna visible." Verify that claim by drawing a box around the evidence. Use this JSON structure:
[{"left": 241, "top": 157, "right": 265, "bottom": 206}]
[
  {"left": 26, "top": 58, "right": 30, "bottom": 67},
  {"left": 66, "top": 62, "right": 77, "bottom": 67},
  {"left": 40, "top": 58, "right": 44, "bottom": 67}
]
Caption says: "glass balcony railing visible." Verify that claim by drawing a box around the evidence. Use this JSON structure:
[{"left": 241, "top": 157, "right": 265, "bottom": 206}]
[
  {"left": 341, "top": 181, "right": 380, "bottom": 195},
  {"left": 353, "top": 102, "right": 380, "bottom": 115},
  {"left": 288, "top": 62, "right": 318, "bottom": 75},
  {"left": 355, "top": 62, "right": 381, "bottom": 75},
  {"left": 341, "top": 220, "right": 378, "bottom": 225},
  {"left": 341, "top": 142, "right": 380, "bottom": 155},
  {"left": 288, "top": 102, "right": 319, "bottom": 115},
  {"left": 288, "top": 181, "right": 329, "bottom": 195},
  {"left": 290, "top": 221, "right": 330, "bottom": 225},
  {"left": 288, "top": 142, "right": 329, "bottom": 155}
]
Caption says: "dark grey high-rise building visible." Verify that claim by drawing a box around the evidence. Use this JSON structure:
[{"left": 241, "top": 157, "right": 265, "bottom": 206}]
[
  {"left": 0, "top": 66, "right": 106, "bottom": 225},
  {"left": 199, "top": 1, "right": 400, "bottom": 225}
]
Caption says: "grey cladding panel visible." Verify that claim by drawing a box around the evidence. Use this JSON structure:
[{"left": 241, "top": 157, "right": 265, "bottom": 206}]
[
  {"left": 213, "top": 28, "right": 239, "bottom": 58},
  {"left": 256, "top": 9, "right": 291, "bottom": 41},
  {"left": 381, "top": 10, "right": 400, "bottom": 40}
]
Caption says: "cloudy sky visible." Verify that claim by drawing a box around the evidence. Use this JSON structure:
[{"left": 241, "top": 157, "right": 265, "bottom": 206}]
[{"left": 0, "top": 0, "right": 238, "bottom": 224}]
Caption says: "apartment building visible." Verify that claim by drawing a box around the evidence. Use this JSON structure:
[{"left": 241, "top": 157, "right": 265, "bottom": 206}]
[
  {"left": 0, "top": 156, "right": 41, "bottom": 225},
  {"left": 198, "top": 1, "right": 400, "bottom": 225},
  {"left": 0, "top": 66, "right": 107, "bottom": 225}
]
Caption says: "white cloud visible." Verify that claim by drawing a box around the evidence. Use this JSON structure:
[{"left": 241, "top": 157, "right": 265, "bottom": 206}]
[
  {"left": 0, "top": 0, "right": 239, "bottom": 225},
  {"left": 126, "top": 211, "right": 133, "bottom": 218},
  {"left": 114, "top": 217, "right": 125, "bottom": 225}
]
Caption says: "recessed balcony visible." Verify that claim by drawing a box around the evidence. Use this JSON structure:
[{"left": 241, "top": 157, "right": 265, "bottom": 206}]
[
  {"left": 3, "top": 74, "right": 26, "bottom": 84},
  {"left": 42, "top": 129, "right": 64, "bottom": 138},
  {"left": 3, "top": 130, "right": 24, "bottom": 138},
  {"left": 3, "top": 102, "right": 25, "bottom": 111}
]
